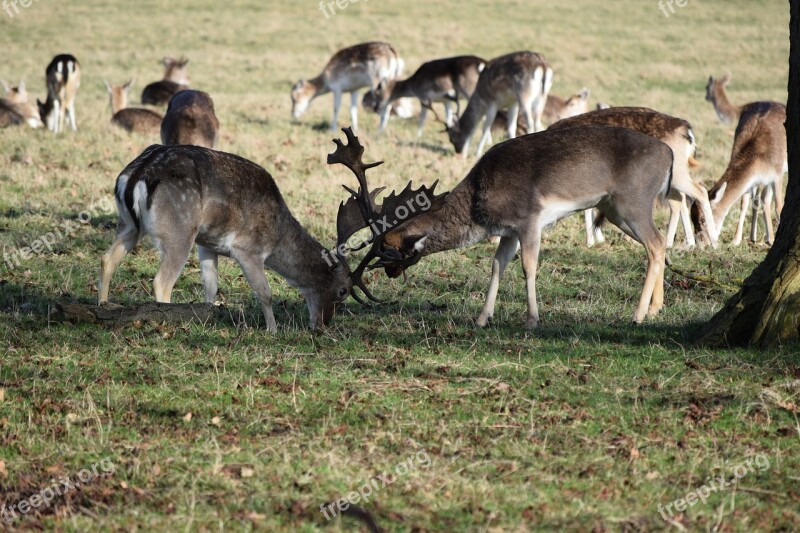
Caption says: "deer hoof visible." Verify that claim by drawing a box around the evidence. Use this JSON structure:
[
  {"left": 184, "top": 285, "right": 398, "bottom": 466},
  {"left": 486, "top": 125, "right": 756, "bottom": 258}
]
[
  {"left": 475, "top": 315, "right": 491, "bottom": 327},
  {"left": 524, "top": 317, "right": 539, "bottom": 330}
]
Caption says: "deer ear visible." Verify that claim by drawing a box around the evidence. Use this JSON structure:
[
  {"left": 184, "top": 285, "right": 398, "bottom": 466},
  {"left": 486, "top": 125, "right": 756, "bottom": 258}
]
[
  {"left": 401, "top": 235, "right": 428, "bottom": 255},
  {"left": 721, "top": 73, "right": 731, "bottom": 85},
  {"left": 710, "top": 183, "right": 726, "bottom": 205},
  {"left": 18, "top": 80, "right": 25, "bottom": 92},
  {"left": 103, "top": 79, "right": 112, "bottom": 93},
  {"left": 579, "top": 87, "right": 589, "bottom": 100}
]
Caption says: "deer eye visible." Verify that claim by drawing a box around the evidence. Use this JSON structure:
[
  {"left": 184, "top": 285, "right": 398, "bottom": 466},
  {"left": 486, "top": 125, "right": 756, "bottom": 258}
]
[{"left": 338, "top": 287, "right": 348, "bottom": 298}]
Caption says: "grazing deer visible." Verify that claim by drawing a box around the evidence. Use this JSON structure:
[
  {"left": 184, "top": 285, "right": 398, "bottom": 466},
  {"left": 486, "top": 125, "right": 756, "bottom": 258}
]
[
  {"left": 98, "top": 144, "right": 360, "bottom": 331},
  {"left": 0, "top": 79, "right": 42, "bottom": 128},
  {"left": 705, "top": 73, "right": 741, "bottom": 125},
  {"left": 549, "top": 107, "right": 718, "bottom": 248},
  {"left": 492, "top": 87, "right": 591, "bottom": 136},
  {"left": 333, "top": 126, "right": 671, "bottom": 328},
  {"left": 141, "top": 57, "right": 190, "bottom": 106},
  {"left": 37, "top": 54, "right": 81, "bottom": 133},
  {"left": 104, "top": 80, "right": 163, "bottom": 136},
  {"left": 691, "top": 101, "right": 787, "bottom": 245},
  {"left": 291, "top": 41, "right": 403, "bottom": 132},
  {"left": 368, "top": 55, "right": 486, "bottom": 134},
  {"left": 160, "top": 90, "right": 220, "bottom": 149},
  {"left": 446, "top": 51, "right": 553, "bottom": 157}
]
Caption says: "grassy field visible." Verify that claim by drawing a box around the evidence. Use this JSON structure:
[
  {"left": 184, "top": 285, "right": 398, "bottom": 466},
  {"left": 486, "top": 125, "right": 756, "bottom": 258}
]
[{"left": 1, "top": 0, "right": 799, "bottom": 531}]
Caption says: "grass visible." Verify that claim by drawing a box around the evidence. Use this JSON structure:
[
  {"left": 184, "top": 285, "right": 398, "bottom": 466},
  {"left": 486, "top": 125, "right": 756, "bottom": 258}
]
[{"left": 1, "top": 0, "right": 799, "bottom": 531}]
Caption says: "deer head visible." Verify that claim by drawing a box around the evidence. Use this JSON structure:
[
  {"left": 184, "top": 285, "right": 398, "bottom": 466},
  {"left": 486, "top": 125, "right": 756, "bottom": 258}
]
[{"left": 329, "top": 127, "right": 448, "bottom": 302}]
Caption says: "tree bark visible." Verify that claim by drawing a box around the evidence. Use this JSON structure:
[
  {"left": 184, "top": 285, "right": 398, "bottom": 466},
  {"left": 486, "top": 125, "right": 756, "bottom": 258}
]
[{"left": 695, "top": 0, "right": 800, "bottom": 347}]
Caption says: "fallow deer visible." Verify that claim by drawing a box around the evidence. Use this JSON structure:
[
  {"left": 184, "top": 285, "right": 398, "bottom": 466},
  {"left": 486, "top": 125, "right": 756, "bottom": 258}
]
[
  {"left": 705, "top": 73, "right": 741, "bottom": 125},
  {"left": 37, "top": 54, "right": 81, "bottom": 133},
  {"left": 98, "top": 144, "right": 367, "bottom": 331},
  {"left": 160, "top": 90, "right": 219, "bottom": 149},
  {"left": 548, "top": 107, "right": 718, "bottom": 248},
  {"left": 104, "top": 80, "right": 163, "bottom": 136},
  {"left": 691, "top": 101, "right": 787, "bottom": 245},
  {"left": 369, "top": 55, "right": 486, "bottom": 134},
  {"left": 141, "top": 57, "right": 190, "bottom": 106},
  {"left": 291, "top": 42, "right": 403, "bottom": 132},
  {"left": 492, "top": 87, "right": 591, "bottom": 136},
  {"left": 446, "top": 51, "right": 553, "bottom": 157},
  {"left": 0, "top": 79, "right": 41, "bottom": 128},
  {"left": 332, "top": 126, "right": 672, "bottom": 328}
]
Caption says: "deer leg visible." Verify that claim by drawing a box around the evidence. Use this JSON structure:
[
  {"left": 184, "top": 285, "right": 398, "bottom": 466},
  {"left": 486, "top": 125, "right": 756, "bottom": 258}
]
[
  {"left": 733, "top": 190, "right": 751, "bottom": 246},
  {"left": 761, "top": 184, "right": 775, "bottom": 244},
  {"left": 584, "top": 209, "right": 604, "bottom": 246},
  {"left": 152, "top": 234, "right": 195, "bottom": 303},
  {"left": 53, "top": 99, "right": 61, "bottom": 133},
  {"left": 602, "top": 205, "right": 665, "bottom": 321},
  {"left": 67, "top": 101, "right": 77, "bottom": 131},
  {"left": 679, "top": 198, "right": 695, "bottom": 247},
  {"left": 522, "top": 98, "right": 536, "bottom": 134},
  {"left": 475, "top": 103, "right": 498, "bottom": 156},
  {"left": 444, "top": 100, "right": 454, "bottom": 127},
  {"left": 198, "top": 245, "right": 219, "bottom": 303},
  {"left": 505, "top": 104, "right": 519, "bottom": 139},
  {"left": 234, "top": 254, "right": 277, "bottom": 332},
  {"left": 416, "top": 105, "right": 428, "bottom": 138},
  {"left": 519, "top": 225, "right": 543, "bottom": 329},
  {"left": 665, "top": 194, "right": 683, "bottom": 248},
  {"left": 98, "top": 222, "right": 140, "bottom": 304},
  {"left": 350, "top": 91, "right": 360, "bottom": 133},
  {"left": 476, "top": 235, "right": 520, "bottom": 327},
  {"left": 331, "top": 89, "right": 342, "bottom": 132},
  {"left": 749, "top": 186, "right": 761, "bottom": 243},
  {"left": 773, "top": 173, "right": 784, "bottom": 217}
]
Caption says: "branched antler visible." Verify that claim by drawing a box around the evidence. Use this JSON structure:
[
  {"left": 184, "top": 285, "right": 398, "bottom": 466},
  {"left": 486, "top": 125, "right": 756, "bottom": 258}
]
[{"left": 330, "top": 127, "right": 447, "bottom": 304}]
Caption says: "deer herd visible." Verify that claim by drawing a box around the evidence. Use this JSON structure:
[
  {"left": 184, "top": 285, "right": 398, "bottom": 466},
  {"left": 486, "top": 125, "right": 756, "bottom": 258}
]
[{"left": 1, "top": 42, "right": 790, "bottom": 331}]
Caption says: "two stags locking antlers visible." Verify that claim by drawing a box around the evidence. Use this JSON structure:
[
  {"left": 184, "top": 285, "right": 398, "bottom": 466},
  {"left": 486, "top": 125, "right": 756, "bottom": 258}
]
[{"left": 330, "top": 127, "right": 447, "bottom": 303}]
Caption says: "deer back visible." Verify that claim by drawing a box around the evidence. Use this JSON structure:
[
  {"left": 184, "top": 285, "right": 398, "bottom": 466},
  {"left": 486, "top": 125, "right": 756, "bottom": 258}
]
[{"left": 160, "top": 90, "right": 219, "bottom": 148}]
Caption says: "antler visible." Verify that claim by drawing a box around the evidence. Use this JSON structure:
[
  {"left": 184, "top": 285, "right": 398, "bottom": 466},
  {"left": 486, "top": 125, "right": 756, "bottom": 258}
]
[{"left": 330, "top": 127, "right": 447, "bottom": 304}]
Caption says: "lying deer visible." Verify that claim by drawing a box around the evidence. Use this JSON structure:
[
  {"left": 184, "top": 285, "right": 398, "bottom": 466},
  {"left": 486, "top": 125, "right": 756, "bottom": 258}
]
[
  {"left": 492, "top": 87, "right": 591, "bottom": 136},
  {"left": 330, "top": 127, "right": 671, "bottom": 328},
  {"left": 691, "top": 101, "right": 787, "bottom": 245},
  {"left": 141, "top": 57, "right": 190, "bottom": 106},
  {"left": 446, "top": 51, "right": 553, "bottom": 157},
  {"left": 160, "top": 90, "right": 219, "bottom": 149},
  {"left": 291, "top": 41, "right": 403, "bottom": 132},
  {"left": 704, "top": 73, "right": 785, "bottom": 244},
  {"left": 368, "top": 55, "right": 486, "bottom": 134},
  {"left": 104, "top": 80, "right": 163, "bottom": 136},
  {"left": 37, "top": 54, "right": 81, "bottom": 133},
  {"left": 0, "top": 80, "right": 42, "bottom": 128},
  {"left": 549, "top": 107, "right": 717, "bottom": 248},
  {"left": 98, "top": 144, "right": 365, "bottom": 331}
]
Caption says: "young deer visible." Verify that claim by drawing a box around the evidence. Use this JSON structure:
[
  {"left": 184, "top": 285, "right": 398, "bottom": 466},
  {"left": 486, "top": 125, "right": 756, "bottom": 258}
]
[
  {"left": 291, "top": 42, "right": 403, "bottom": 132},
  {"left": 0, "top": 80, "right": 42, "bottom": 128},
  {"left": 37, "top": 54, "right": 81, "bottom": 133},
  {"left": 160, "top": 90, "right": 220, "bottom": 149},
  {"left": 104, "top": 80, "right": 163, "bottom": 136},
  {"left": 492, "top": 87, "right": 591, "bottom": 136},
  {"left": 446, "top": 51, "right": 553, "bottom": 157},
  {"left": 691, "top": 101, "right": 787, "bottom": 245},
  {"left": 368, "top": 55, "right": 486, "bottom": 134},
  {"left": 141, "top": 57, "right": 190, "bottom": 106},
  {"left": 549, "top": 107, "right": 718, "bottom": 248},
  {"left": 98, "top": 144, "right": 361, "bottom": 331},
  {"left": 337, "top": 126, "right": 672, "bottom": 328}
]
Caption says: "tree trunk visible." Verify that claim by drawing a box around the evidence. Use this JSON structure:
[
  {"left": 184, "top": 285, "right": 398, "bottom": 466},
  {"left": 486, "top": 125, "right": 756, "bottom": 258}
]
[{"left": 695, "top": 0, "right": 800, "bottom": 347}]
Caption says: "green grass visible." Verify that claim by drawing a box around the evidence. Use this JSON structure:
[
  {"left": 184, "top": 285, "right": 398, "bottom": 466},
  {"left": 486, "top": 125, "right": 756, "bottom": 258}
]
[{"left": 1, "top": 0, "right": 799, "bottom": 531}]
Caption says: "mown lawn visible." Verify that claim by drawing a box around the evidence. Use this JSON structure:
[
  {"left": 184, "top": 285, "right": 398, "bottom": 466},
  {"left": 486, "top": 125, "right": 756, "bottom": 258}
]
[{"left": 1, "top": 0, "right": 798, "bottom": 531}]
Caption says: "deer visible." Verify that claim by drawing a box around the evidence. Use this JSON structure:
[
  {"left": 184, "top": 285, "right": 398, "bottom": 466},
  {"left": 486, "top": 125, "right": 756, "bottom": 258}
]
[
  {"left": 97, "top": 142, "right": 380, "bottom": 331},
  {"left": 160, "top": 90, "right": 220, "bottom": 149},
  {"left": 104, "top": 80, "right": 163, "bottom": 136},
  {"left": 367, "top": 55, "right": 486, "bottom": 135},
  {"left": 704, "top": 73, "right": 785, "bottom": 244},
  {"left": 691, "top": 101, "right": 787, "bottom": 246},
  {"left": 0, "top": 79, "right": 42, "bottom": 128},
  {"left": 37, "top": 54, "right": 81, "bottom": 133},
  {"left": 492, "top": 87, "right": 591, "bottom": 136},
  {"left": 291, "top": 42, "right": 403, "bottom": 132},
  {"left": 445, "top": 51, "right": 553, "bottom": 157},
  {"left": 141, "top": 57, "right": 190, "bottom": 106},
  {"left": 330, "top": 126, "right": 672, "bottom": 329},
  {"left": 548, "top": 107, "right": 718, "bottom": 248}
]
